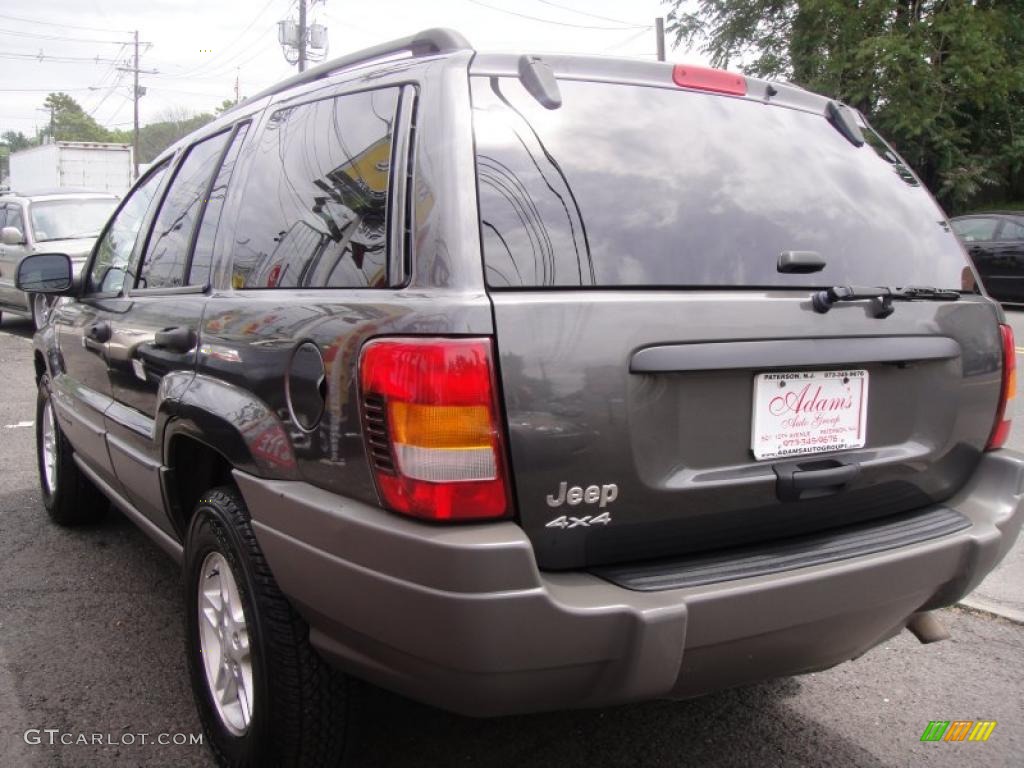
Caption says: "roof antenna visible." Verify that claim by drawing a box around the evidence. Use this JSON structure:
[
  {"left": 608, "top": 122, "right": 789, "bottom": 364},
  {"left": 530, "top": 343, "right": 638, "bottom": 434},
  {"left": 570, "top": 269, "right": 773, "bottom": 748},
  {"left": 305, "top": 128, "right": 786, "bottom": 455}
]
[{"left": 518, "top": 55, "right": 562, "bottom": 109}]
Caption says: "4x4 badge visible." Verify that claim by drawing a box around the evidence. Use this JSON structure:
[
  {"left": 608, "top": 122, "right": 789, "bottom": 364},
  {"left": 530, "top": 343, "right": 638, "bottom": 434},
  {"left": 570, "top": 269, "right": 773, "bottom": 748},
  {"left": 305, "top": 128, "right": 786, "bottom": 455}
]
[{"left": 546, "top": 512, "right": 611, "bottom": 529}]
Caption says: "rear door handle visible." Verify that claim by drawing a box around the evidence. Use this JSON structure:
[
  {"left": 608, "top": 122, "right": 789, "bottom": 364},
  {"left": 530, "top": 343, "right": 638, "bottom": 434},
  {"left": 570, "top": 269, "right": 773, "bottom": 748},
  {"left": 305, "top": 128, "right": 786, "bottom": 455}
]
[
  {"left": 774, "top": 460, "right": 860, "bottom": 502},
  {"left": 153, "top": 325, "right": 196, "bottom": 353},
  {"left": 86, "top": 321, "right": 111, "bottom": 343}
]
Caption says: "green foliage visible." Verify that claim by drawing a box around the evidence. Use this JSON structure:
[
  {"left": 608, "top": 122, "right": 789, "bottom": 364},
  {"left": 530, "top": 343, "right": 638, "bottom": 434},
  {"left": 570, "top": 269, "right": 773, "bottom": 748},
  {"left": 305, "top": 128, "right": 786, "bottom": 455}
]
[
  {"left": 1, "top": 130, "right": 35, "bottom": 152},
  {"left": 215, "top": 98, "right": 238, "bottom": 115},
  {"left": 666, "top": 0, "right": 1024, "bottom": 213},
  {"left": 27, "top": 93, "right": 217, "bottom": 165},
  {"left": 134, "top": 108, "right": 215, "bottom": 163},
  {"left": 42, "top": 92, "right": 116, "bottom": 143}
]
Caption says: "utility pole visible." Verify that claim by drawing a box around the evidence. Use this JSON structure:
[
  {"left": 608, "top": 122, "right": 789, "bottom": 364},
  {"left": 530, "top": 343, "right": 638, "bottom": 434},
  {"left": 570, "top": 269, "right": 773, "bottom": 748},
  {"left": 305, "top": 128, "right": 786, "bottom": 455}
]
[
  {"left": 655, "top": 17, "right": 666, "bottom": 62},
  {"left": 132, "top": 30, "right": 139, "bottom": 178},
  {"left": 278, "top": 0, "right": 326, "bottom": 71},
  {"left": 234, "top": 68, "right": 240, "bottom": 104},
  {"left": 297, "top": 0, "right": 307, "bottom": 72},
  {"left": 37, "top": 105, "right": 55, "bottom": 140},
  {"left": 116, "top": 31, "right": 157, "bottom": 180}
]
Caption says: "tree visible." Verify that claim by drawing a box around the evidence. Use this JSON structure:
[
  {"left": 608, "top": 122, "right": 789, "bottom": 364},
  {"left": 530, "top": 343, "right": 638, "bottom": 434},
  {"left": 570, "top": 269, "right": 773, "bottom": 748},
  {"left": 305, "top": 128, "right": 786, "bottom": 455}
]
[
  {"left": 666, "top": 0, "right": 1024, "bottom": 212},
  {"left": 215, "top": 98, "right": 238, "bottom": 115},
  {"left": 135, "top": 106, "right": 215, "bottom": 163},
  {"left": 1, "top": 130, "right": 34, "bottom": 153},
  {"left": 41, "top": 92, "right": 114, "bottom": 143}
]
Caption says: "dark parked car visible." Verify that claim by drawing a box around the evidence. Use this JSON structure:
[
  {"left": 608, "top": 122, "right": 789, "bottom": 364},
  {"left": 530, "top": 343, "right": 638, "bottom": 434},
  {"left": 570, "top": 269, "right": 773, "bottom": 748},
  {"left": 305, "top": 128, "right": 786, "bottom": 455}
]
[
  {"left": 952, "top": 212, "right": 1024, "bottom": 302},
  {"left": 16, "top": 29, "right": 1023, "bottom": 768}
]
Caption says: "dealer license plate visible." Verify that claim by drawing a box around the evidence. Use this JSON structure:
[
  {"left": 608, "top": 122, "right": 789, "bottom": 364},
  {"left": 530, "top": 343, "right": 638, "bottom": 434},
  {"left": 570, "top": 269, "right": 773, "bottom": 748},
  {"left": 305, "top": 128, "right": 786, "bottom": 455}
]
[{"left": 751, "top": 369, "right": 868, "bottom": 461}]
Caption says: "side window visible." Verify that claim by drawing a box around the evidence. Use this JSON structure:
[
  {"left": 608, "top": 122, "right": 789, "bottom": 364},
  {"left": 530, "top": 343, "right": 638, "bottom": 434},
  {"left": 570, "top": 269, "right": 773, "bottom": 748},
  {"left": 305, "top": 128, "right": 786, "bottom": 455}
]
[
  {"left": 189, "top": 123, "right": 250, "bottom": 287},
  {"left": 5, "top": 205, "right": 26, "bottom": 238},
  {"left": 997, "top": 218, "right": 1024, "bottom": 241},
  {"left": 231, "top": 87, "right": 399, "bottom": 289},
  {"left": 88, "top": 163, "right": 169, "bottom": 294},
  {"left": 137, "top": 131, "right": 231, "bottom": 289},
  {"left": 952, "top": 217, "right": 998, "bottom": 242}
]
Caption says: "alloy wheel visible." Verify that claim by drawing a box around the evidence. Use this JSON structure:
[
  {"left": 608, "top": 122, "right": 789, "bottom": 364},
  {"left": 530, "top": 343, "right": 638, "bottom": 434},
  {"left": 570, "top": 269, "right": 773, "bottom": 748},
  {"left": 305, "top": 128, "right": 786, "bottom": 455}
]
[
  {"left": 32, "top": 294, "right": 48, "bottom": 329},
  {"left": 40, "top": 398, "right": 57, "bottom": 494},
  {"left": 197, "top": 551, "right": 254, "bottom": 736}
]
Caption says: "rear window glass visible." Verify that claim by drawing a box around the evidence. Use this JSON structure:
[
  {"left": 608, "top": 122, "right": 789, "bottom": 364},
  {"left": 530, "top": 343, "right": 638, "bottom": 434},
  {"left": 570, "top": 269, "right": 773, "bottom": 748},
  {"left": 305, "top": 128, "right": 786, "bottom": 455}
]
[
  {"left": 952, "top": 217, "right": 999, "bottom": 242},
  {"left": 472, "top": 77, "right": 970, "bottom": 290}
]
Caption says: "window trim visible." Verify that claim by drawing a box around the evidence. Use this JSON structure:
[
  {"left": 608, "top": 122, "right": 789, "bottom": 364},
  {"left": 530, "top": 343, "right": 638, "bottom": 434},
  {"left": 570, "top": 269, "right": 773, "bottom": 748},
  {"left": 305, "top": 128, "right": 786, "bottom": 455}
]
[
  {"left": 227, "top": 84, "right": 413, "bottom": 292},
  {"left": 3, "top": 203, "right": 28, "bottom": 242},
  {"left": 388, "top": 86, "right": 416, "bottom": 288},
  {"left": 80, "top": 158, "right": 173, "bottom": 299},
  {"left": 183, "top": 120, "right": 251, "bottom": 289},
  {"left": 128, "top": 126, "right": 236, "bottom": 297}
]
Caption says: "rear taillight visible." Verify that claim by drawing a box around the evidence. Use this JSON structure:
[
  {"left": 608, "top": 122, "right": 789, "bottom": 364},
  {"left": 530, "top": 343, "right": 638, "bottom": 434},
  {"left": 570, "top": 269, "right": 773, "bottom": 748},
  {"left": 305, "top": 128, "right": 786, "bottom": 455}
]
[
  {"left": 359, "top": 338, "right": 511, "bottom": 521},
  {"left": 986, "top": 324, "right": 1016, "bottom": 451},
  {"left": 672, "top": 64, "right": 746, "bottom": 96}
]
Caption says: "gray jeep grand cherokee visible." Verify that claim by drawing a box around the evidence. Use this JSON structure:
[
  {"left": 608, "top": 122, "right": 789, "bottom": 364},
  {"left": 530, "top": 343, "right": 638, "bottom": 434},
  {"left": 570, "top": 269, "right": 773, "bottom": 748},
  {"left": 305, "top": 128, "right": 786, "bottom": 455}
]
[{"left": 16, "top": 28, "right": 1024, "bottom": 768}]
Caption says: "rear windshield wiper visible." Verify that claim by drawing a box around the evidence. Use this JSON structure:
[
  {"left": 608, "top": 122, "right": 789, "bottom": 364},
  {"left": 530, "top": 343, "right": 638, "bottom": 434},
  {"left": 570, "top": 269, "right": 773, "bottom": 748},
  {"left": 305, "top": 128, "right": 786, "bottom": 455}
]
[{"left": 812, "top": 286, "right": 960, "bottom": 318}]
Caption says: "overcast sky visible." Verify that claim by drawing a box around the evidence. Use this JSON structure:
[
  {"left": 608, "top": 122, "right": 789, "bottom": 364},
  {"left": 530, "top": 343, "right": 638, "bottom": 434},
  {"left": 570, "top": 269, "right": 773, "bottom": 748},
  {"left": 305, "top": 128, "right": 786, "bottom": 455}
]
[{"left": 0, "top": 0, "right": 703, "bottom": 137}]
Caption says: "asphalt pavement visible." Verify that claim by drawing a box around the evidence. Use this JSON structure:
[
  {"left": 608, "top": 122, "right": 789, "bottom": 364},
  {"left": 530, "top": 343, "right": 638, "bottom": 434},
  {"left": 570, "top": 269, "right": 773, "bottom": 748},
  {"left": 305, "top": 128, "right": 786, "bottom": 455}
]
[{"left": 0, "top": 311, "right": 1021, "bottom": 768}]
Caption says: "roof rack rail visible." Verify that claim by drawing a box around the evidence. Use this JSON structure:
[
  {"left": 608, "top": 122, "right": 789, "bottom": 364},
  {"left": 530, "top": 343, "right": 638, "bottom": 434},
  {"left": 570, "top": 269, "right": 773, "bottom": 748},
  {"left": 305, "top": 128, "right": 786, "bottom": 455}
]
[{"left": 236, "top": 28, "right": 472, "bottom": 109}]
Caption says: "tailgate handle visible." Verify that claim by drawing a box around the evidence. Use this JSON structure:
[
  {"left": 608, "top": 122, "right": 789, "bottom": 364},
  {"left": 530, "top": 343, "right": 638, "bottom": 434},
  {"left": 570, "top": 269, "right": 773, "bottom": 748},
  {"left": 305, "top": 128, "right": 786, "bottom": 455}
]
[{"left": 774, "top": 459, "right": 860, "bottom": 502}]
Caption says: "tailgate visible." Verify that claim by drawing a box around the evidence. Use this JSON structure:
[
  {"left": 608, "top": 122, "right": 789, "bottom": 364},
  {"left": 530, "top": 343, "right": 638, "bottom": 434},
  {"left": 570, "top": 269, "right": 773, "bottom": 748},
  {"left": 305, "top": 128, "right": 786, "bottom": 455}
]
[
  {"left": 470, "top": 64, "right": 1003, "bottom": 570},
  {"left": 490, "top": 292, "right": 1001, "bottom": 569}
]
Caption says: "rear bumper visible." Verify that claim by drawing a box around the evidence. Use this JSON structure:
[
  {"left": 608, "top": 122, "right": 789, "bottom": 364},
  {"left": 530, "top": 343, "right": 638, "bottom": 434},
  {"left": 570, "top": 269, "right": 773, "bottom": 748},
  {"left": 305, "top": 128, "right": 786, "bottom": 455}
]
[{"left": 236, "top": 450, "right": 1024, "bottom": 717}]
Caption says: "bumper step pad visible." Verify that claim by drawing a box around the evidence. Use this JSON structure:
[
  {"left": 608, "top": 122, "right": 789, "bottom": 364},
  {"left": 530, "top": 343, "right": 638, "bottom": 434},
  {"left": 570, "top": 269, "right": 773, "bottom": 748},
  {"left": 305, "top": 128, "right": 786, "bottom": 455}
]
[{"left": 592, "top": 506, "right": 970, "bottom": 591}]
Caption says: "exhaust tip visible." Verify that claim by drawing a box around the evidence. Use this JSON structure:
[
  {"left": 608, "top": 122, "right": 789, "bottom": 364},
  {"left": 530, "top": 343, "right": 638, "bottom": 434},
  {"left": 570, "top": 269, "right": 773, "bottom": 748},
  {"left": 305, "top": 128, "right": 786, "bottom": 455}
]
[{"left": 907, "top": 611, "right": 951, "bottom": 644}]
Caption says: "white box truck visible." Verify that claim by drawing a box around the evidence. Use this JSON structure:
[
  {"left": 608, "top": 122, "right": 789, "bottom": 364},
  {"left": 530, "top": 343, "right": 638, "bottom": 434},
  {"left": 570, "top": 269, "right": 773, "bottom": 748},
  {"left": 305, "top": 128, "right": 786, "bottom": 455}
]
[{"left": 9, "top": 141, "right": 133, "bottom": 195}]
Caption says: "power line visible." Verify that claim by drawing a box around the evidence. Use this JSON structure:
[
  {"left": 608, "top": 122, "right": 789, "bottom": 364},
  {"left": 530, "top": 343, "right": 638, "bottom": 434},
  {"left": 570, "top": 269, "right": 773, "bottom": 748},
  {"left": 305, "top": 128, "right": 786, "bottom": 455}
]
[
  {"left": 89, "top": 72, "right": 130, "bottom": 121},
  {"left": 466, "top": 0, "right": 646, "bottom": 30},
  {"left": 191, "top": 42, "right": 273, "bottom": 82},
  {"left": 536, "top": 0, "right": 647, "bottom": 27},
  {"left": 147, "top": 85, "right": 234, "bottom": 98},
  {"left": 0, "top": 27, "right": 135, "bottom": 44},
  {"left": 602, "top": 27, "right": 655, "bottom": 53},
  {"left": 0, "top": 51, "right": 123, "bottom": 64},
  {"left": 155, "top": 0, "right": 280, "bottom": 80},
  {"left": 160, "top": 26, "right": 277, "bottom": 84},
  {"left": 90, "top": 87, "right": 124, "bottom": 121},
  {"left": 0, "top": 11, "right": 132, "bottom": 34},
  {"left": 85, "top": 44, "right": 130, "bottom": 114},
  {"left": 0, "top": 87, "right": 98, "bottom": 92}
]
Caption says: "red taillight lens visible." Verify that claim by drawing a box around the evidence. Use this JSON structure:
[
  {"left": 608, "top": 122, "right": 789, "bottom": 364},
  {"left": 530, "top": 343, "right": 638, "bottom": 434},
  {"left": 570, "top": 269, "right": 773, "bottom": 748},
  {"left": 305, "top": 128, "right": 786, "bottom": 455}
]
[
  {"left": 671, "top": 64, "right": 747, "bottom": 96},
  {"left": 987, "top": 324, "right": 1016, "bottom": 451},
  {"left": 359, "top": 338, "right": 511, "bottom": 521}
]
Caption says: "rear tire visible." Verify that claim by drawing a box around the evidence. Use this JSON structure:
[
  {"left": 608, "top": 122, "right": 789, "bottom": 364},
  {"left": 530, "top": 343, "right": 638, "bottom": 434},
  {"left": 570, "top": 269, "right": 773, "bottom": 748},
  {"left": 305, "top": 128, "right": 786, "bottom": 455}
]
[
  {"left": 183, "top": 486, "right": 355, "bottom": 767},
  {"left": 36, "top": 374, "right": 108, "bottom": 525}
]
